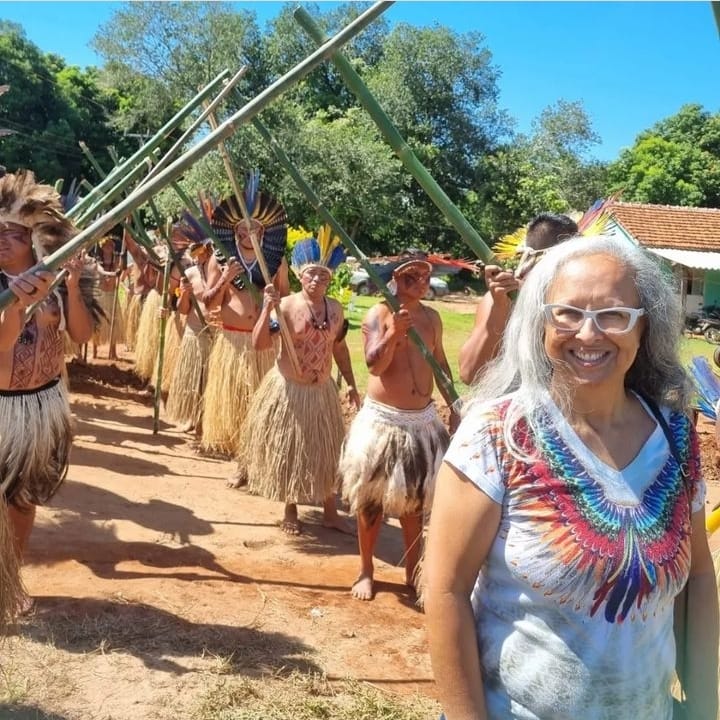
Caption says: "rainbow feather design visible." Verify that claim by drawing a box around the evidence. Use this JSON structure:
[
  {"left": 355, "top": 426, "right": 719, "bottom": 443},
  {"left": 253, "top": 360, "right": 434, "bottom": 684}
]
[{"left": 689, "top": 355, "right": 720, "bottom": 420}]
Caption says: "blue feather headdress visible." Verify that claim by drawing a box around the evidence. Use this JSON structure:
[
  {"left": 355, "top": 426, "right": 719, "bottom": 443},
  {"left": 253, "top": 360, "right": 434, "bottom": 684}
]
[
  {"left": 689, "top": 355, "right": 720, "bottom": 420},
  {"left": 290, "top": 224, "right": 345, "bottom": 278},
  {"left": 210, "top": 170, "right": 287, "bottom": 287}
]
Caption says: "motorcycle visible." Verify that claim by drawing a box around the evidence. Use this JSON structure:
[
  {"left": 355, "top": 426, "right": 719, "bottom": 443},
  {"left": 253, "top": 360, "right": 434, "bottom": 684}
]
[{"left": 686, "top": 304, "right": 720, "bottom": 343}]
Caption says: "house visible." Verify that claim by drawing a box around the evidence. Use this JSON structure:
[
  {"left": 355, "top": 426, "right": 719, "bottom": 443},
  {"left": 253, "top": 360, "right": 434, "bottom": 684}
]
[{"left": 603, "top": 201, "right": 720, "bottom": 315}]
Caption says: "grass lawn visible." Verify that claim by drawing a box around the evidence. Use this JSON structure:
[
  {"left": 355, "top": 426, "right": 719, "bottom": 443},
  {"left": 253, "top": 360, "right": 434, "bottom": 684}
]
[{"left": 341, "top": 296, "right": 719, "bottom": 399}]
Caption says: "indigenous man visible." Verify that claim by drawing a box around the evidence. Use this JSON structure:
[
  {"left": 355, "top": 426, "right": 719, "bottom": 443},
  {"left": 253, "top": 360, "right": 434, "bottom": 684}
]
[
  {"left": 242, "top": 229, "right": 360, "bottom": 535},
  {"left": 340, "top": 250, "right": 458, "bottom": 600},
  {"left": 91, "top": 236, "right": 124, "bottom": 360},
  {"left": 200, "top": 181, "right": 289, "bottom": 457},
  {"left": 0, "top": 170, "right": 94, "bottom": 617},
  {"left": 458, "top": 212, "right": 578, "bottom": 384},
  {"left": 123, "top": 226, "right": 160, "bottom": 353},
  {"left": 166, "top": 238, "right": 216, "bottom": 434}
]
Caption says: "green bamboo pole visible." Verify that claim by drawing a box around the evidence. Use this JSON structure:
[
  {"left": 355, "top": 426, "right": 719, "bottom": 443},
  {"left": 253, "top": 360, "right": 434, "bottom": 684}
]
[
  {"left": 154, "top": 251, "right": 173, "bottom": 434},
  {"left": 294, "top": 7, "right": 496, "bottom": 265},
  {"left": 78, "top": 143, "right": 159, "bottom": 261},
  {"left": 203, "top": 104, "right": 302, "bottom": 377},
  {"left": 140, "top": 65, "right": 249, "bottom": 187},
  {"left": 70, "top": 69, "right": 231, "bottom": 220},
  {"left": 250, "top": 114, "right": 458, "bottom": 403},
  {"left": 0, "top": 1, "right": 393, "bottom": 312},
  {"left": 713, "top": 2, "right": 720, "bottom": 35}
]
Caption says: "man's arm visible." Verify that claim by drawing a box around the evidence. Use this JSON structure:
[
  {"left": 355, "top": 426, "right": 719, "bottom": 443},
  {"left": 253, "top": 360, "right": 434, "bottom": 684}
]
[
  {"left": 253, "top": 285, "right": 279, "bottom": 351},
  {"left": 201, "top": 256, "right": 239, "bottom": 308},
  {"left": 177, "top": 274, "right": 193, "bottom": 315},
  {"left": 273, "top": 257, "right": 290, "bottom": 297},
  {"left": 362, "top": 304, "right": 410, "bottom": 376},
  {"left": 332, "top": 304, "right": 360, "bottom": 409},
  {"left": 458, "top": 266, "right": 518, "bottom": 384}
]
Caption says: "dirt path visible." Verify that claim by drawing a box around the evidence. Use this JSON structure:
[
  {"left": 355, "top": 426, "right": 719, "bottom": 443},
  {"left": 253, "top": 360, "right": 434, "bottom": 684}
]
[{"left": 3, "top": 360, "right": 434, "bottom": 719}]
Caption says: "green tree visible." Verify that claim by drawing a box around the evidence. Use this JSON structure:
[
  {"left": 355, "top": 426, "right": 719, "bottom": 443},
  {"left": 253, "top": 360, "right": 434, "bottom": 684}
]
[{"left": 608, "top": 104, "right": 720, "bottom": 207}]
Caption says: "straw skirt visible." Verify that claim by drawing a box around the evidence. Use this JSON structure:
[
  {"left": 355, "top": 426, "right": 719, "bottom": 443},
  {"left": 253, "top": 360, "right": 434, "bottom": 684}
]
[
  {"left": 133, "top": 289, "right": 162, "bottom": 381},
  {"left": 93, "top": 287, "right": 125, "bottom": 347},
  {"left": 124, "top": 292, "right": 143, "bottom": 351},
  {"left": 244, "top": 367, "right": 345, "bottom": 505},
  {"left": 200, "top": 329, "right": 276, "bottom": 455}
]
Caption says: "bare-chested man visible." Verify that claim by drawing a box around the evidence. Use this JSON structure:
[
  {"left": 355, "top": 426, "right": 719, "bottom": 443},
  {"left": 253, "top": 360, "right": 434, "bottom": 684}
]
[
  {"left": 340, "top": 251, "right": 458, "bottom": 600},
  {"left": 0, "top": 170, "right": 94, "bottom": 615},
  {"left": 166, "top": 239, "right": 216, "bottom": 434},
  {"left": 241, "top": 235, "right": 360, "bottom": 535},
  {"left": 91, "top": 236, "right": 123, "bottom": 360},
  {"left": 200, "top": 195, "right": 290, "bottom": 457}
]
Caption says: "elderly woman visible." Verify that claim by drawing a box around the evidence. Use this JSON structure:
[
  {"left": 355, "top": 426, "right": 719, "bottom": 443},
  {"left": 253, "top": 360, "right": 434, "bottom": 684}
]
[{"left": 425, "top": 236, "right": 718, "bottom": 719}]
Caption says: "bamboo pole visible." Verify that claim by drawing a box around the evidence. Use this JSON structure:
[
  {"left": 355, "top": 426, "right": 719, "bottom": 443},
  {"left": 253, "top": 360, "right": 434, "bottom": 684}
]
[
  {"left": 0, "top": 1, "right": 393, "bottom": 312},
  {"left": 69, "top": 69, "right": 231, "bottom": 219},
  {"left": 107, "top": 233, "right": 125, "bottom": 359},
  {"left": 154, "top": 245, "right": 173, "bottom": 434},
  {"left": 294, "top": 7, "right": 496, "bottom": 265},
  {"left": 203, "top": 104, "right": 302, "bottom": 377},
  {"left": 713, "top": 1, "right": 720, "bottom": 36},
  {"left": 249, "top": 113, "right": 458, "bottom": 403},
  {"left": 139, "top": 66, "right": 250, "bottom": 187}
]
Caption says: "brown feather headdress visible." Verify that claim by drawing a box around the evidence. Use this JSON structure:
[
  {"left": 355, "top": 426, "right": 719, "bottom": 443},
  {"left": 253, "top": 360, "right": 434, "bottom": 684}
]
[{"left": 0, "top": 170, "right": 76, "bottom": 259}]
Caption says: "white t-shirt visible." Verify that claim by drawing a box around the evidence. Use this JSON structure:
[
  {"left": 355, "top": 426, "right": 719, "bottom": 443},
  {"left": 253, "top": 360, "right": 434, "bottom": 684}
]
[{"left": 444, "top": 393, "right": 705, "bottom": 720}]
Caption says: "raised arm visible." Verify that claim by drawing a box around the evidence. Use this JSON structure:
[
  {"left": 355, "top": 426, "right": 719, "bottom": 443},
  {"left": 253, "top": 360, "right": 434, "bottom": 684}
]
[
  {"left": 362, "top": 303, "right": 411, "bottom": 376},
  {"left": 429, "top": 310, "right": 460, "bottom": 432}
]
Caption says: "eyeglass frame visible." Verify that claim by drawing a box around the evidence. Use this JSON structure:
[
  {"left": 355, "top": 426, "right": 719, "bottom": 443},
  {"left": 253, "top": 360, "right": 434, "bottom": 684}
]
[{"left": 542, "top": 303, "right": 646, "bottom": 335}]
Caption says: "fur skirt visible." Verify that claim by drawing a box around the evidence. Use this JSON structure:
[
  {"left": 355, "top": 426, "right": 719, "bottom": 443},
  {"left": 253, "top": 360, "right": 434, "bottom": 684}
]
[{"left": 340, "top": 398, "right": 449, "bottom": 519}]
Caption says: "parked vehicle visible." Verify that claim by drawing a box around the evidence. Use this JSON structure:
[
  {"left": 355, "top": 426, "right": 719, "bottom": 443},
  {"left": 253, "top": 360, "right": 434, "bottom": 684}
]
[
  {"left": 684, "top": 304, "right": 720, "bottom": 343},
  {"left": 349, "top": 268, "right": 449, "bottom": 299}
]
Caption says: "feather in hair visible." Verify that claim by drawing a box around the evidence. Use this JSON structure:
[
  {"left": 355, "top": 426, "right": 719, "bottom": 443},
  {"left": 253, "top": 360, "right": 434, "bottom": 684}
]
[
  {"left": 244, "top": 169, "right": 260, "bottom": 215},
  {"left": 493, "top": 226, "right": 527, "bottom": 260}
]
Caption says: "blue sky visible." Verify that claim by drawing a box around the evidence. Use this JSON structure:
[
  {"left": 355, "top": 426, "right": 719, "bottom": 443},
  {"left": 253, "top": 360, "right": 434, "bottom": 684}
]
[{"left": 0, "top": 1, "right": 718, "bottom": 161}]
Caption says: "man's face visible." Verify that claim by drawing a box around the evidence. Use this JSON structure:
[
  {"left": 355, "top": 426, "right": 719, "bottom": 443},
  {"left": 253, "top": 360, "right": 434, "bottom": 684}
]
[
  {"left": 300, "top": 266, "right": 332, "bottom": 298},
  {"left": 393, "top": 262, "right": 431, "bottom": 301},
  {"left": 234, "top": 220, "right": 265, "bottom": 251},
  {"left": 0, "top": 221, "right": 33, "bottom": 266}
]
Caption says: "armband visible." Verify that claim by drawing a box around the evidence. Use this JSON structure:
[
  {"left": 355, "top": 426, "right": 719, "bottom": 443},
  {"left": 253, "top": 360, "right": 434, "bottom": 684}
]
[{"left": 337, "top": 318, "right": 350, "bottom": 342}]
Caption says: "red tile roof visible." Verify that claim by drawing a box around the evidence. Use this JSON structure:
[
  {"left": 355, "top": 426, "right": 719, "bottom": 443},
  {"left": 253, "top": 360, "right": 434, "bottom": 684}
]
[{"left": 608, "top": 201, "right": 720, "bottom": 252}]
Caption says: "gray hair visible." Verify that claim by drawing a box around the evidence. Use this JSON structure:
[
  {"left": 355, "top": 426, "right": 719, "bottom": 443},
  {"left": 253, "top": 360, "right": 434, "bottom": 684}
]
[{"left": 470, "top": 235, "right": 691, "bottom": 453}]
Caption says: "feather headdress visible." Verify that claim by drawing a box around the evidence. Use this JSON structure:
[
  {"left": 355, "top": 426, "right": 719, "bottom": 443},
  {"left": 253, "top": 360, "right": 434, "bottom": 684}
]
[
  {"left": 210, "top": 171, "right": 287, "bottom": 286},
  {"left": 689, "top": 355, "right": 720, "bottom": 420},
  {"left": 0, "top": 170, "right": 76, "bottom": 260},
  {"left": 290, "top": 224, "right": 346, "bottom": 278}
]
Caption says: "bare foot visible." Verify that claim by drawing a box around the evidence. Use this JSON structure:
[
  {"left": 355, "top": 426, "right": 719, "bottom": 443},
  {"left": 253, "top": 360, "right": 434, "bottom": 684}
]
[
  {"left": 351, "top": 573, "right": 374, "bottom": 601},
  {"left": 279, "top": 518, "right": 303, "bottom": 535},
  {"left": 18, "top": 593, "right": 35, "bottom": 617},
  {"left": 226, "top": 468, "right": 248, "bottom": 489},
  {"left": 322, "top": 514, "right": 357, "bottom": 536}
]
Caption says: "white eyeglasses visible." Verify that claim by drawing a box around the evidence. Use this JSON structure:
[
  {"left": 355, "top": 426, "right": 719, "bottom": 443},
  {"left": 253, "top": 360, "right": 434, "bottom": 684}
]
[{"left": 543, "top": 304, "right": 646, "bottom": 335}]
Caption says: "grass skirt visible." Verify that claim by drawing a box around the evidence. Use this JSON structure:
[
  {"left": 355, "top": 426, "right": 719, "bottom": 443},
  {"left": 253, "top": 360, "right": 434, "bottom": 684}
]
[
  {"left": 244, "top": 367, "right": 345, "bottom": 505},
  {"left": 340, "top": 398, "right": 449, "bottom": 519},
  {"left": 93, "top": 286, "right": 125, "bottom": 347},
  {"left": 166, "top": 325, "right": 216, "bottom": 427},
  {"left": 200, "top": 329, "right": 276, "bottom": 455},
  {"left": 0, "top": 379, "right": 72, "bottom": 509},
  {"left": 134, "top": 289, "right": 162, "bottom": 381},
  {"left": 160, "top": 311, "right": 186, "bottom": 393},
  {"left": 124, "top": 293, "right": 143, "bottom": 352}
]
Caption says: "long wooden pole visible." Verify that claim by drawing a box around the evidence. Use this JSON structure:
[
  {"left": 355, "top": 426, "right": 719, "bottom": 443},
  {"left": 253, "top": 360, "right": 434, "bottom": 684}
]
[
  {"left": 294, "top": 7, "right": 496, "bottom": 265},
  {"left": 69, "top": 69, "right": 231, "bottom": 219},
  {"left": 0, "top": 1, "right": 392, "bottom": 312},
  {"left": 154, "top": 247, "right": 172, "bottom": 434},
  {"left": 250, "top": 113, "right": 458, "bottom": 403},
  {"left": 203, "top": 104, "right": 302, "bottom": 376}
]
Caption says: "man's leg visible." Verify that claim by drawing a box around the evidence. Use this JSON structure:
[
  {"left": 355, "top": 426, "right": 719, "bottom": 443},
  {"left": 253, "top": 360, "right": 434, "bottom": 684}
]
[
  {"left": 352, "top": 509, "right": 383, "bottom": 601},
  {"left": 281, "top": 502, "right": 302, "bottom": 535},
  {"left": 8, "top": 503, "right": 36, "bottom": 613},
  {"left": 322, "top": 494, "right": 355, "bottom": 535},
  {"left": 399, "top": 512, "right": 423, "bottom": 590}
]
